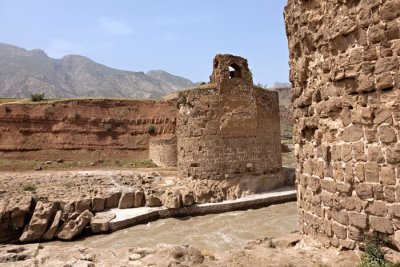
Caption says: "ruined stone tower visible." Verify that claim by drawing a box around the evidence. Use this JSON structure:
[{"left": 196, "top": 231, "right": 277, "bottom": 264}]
[
  {"left": 176, "top": 54, "right": 284, "bottom": 194},
  {"left": 285, "top": 0, "right": 400, "bottom": 248}
]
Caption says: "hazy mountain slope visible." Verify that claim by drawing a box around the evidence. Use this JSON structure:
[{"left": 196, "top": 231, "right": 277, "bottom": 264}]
[{"left": 0, "top": 43, "right": 194, "bottom": 99}]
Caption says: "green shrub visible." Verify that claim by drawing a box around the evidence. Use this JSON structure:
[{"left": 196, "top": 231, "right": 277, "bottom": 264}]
[
  {"left": 30, "top": 93, "right": 45, "bottom": 102},
  {"left": 358, "top": 235, "right": 397, "bottom": 267},
  {"left": 5, "top": 106, "right": 11, "bottom": 113},
  {"left": 23, "top": 184, "right": 36, "bottom": 191},
  {"left": 148, "top": 125, "right": 156, "bottom": 134}
]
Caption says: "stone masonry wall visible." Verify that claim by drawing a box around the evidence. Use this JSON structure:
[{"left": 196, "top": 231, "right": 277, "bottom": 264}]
[
  {"left": 285, "top": 0, "right": 400, "bottom": 248},
  {"left": 149, "top": 136, "right": 177, "bottom": 167},
  {"left": 176, "top": 55, "right": 282, "bottom": 192}
]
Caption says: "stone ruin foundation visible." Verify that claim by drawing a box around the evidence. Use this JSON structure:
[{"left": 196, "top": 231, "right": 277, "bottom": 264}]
[
  {"left": 285, "top": 0, "right": 400, "bottom": 249},
  {"left": 176, "top": 54, "right": 286, "bottom": 198}
]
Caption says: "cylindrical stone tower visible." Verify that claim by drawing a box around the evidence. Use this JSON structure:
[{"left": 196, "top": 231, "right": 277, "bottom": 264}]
[
  {"left": 285, "top": 0, "right": 400, "bottom": 249},
  {"left": 176, "top": 54, "right": 283, "bottom": 194}
]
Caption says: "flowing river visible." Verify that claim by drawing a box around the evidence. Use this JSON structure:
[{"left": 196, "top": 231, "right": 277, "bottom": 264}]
[{"left": 50, "top": 201, "right": 298, "bottom": 253}]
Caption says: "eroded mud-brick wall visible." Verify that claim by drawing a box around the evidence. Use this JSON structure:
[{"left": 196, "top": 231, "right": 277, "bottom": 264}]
[
  {"left": 285, "top": 0, "right": 400, "bottom": 248},
  {"left": 176, "top": 55, "right": 282, "bottom": 181}
]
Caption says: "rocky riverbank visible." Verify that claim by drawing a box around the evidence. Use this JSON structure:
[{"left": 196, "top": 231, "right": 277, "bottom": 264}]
[
  {"left": 0, "top": 168, "right": 294, "bottom": 243},
  {"left": 0, "top": 233, "right": 362, "bottom": 267}
]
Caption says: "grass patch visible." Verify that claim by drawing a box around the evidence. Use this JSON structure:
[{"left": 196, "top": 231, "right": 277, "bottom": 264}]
[
  {"left": 23, "top": 184, "right": 36, "bottom": 192},
  {"left": 358, "top": 235, "right": 398, "bottom": 267}
]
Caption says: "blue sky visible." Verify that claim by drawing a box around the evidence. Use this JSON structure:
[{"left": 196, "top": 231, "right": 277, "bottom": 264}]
[{"left": 0, "top": 0, "right": 289, "bottom": 85}]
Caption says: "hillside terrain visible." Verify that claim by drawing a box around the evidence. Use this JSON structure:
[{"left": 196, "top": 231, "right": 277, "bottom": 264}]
[{"left": 0, "top": 43, "right": 194, "bottom": 99}]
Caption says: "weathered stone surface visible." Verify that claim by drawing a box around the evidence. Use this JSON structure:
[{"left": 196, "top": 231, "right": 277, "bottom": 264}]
[
  {"left": 57, "top": 210, "right": 93, "bottom": 240},
  {"left": 369, "top": 216, "right": 394, "bottom": 234},
  {"left": 348, "top": 212, "right": 368, "bottom": 229},
  {"left": 134, "top": 189, "right": 146, "bottom": 208},
  {"left": 177, "top": 54, "right": 282, "bottom": 184},
  {"left": 285, "top": 0, "right": 400, "bottom": 248},
  {"left": 118, "top": 189, "right": 135, "bottom": 209},
  {"left": 181, "top": 190, "right": 195, "bottom": 206},
  {"left": 146, "top": 194, "right": 162, "bottom": 207},
  {"left": 92, "top": 197, "right": 105, "bottom": 212},
  {"left": 42, "top": 210, "right": 63, "bottom": 241},
  {"left": 162, "top": 191, "right": 182, "bottom": 209},
  {"left": 105, "top": 190, "right": 122, "bottom": 209},
  {"left": 90, "top": 212, "right": 116, "bottom": 233},
  {"left": 365, "top": 201, "right": 388, "bottom": 217},
  {"left": 19, "top": 201, "right": 58, "bottom": 242}
]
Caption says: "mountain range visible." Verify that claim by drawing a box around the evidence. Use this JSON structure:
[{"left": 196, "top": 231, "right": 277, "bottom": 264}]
[{"left": 0, "top": 43, "right": 195, "bottom": 99}]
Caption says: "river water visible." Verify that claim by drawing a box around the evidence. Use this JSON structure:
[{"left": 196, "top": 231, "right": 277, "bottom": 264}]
[{"left": 51, "top": 201, "right": 298, "bottom": 253}]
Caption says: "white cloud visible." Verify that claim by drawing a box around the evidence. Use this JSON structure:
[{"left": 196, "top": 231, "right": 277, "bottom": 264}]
[
  {"left": 45, "top": 39, "right": 114, "bottom": 58},
  {"left": 45, "top": 39, "right": 84, "bottom": 58},
  {"left": 98, "top": 17, "right": 133, "bottom": 36}
]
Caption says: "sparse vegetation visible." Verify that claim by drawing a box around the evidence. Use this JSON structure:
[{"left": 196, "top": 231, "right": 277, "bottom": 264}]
[
  {"left": 23, "top": 184, "right": 36, "bottom": 192},
  {"left": 4, "top": 106, "right": 11, "bottom": 113},
  {"left": 177, "top": 91, "right": 187, "bottom": 107},
  {"left": 74, "top": 112, "right": 81, "bottom": 121},
  {"left": 267, "top": 238, "right": 276, "bottom": 248},
  {"left": 30, "top": 93, "right": 45, "bottom": 102},
  {"left": 104, "top": 123, "right": 113, "bottom": 132},
  {"left": 148, "top": 125, "right": 156, "bottom": 134},
  {"left": 358, "top": 235, "right": 397, "bottom": 267}
]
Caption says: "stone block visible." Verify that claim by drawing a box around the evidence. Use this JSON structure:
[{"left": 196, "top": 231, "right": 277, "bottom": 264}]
[
  {"left": 336, "top": 182, "right": 352, "bottom": 195},
  {"left": 349, "top": 212, "right": 368, "bottom": 229},
  {"left": 379, "top": 125, "right": 397, "bottom": 144},
  {"left": 355, "top": 183, "right": 374, "bottom": 199},
  {"left": 367, "top": 145, "right": 385, "bottom": 163},
  {"left": 354, "top": 163, "right": 365, "bottom": 182},
  {"left": 342, "top": 125, "right": 364, "bottom": 142},
  {"left": 369, "top": 216, "right": 394, "bottom": 234},
  {"left": 365, "top": 201, "right": 388, "bottom": 217},
  {"left": 348, "top": 226, "right": 363, "bottom": 241},
  {"left": 364, "top": 162, "right": 380, "bottom": 183},
  {"left": 92, "top": 197, "right": 105, "bottom": 212},
  {"left": 384, "top": 186, "right": 396, "bottom": 203},
  {"left": 332, "top": 222, "right": 347, "bottom": 239},
  {"left": 342, "top": 197, "right": 364, "bottom": 212},
  {"left": 381, "top": 165, "right": 396, "bottom": 186},
  {"left": 352, "top": 141, "right": 366, "bottom": 161},
  {"left": 118, "top": 189, "right": 135, "bottom": 209},
  {"left": 332, "top": 209, "right": 349, "bottom": 225},
  {"left": 376, "top": 73, "right": 394, "bottom": 91}
]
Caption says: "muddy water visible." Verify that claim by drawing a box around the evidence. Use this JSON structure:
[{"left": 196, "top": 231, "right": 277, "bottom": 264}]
[{"left": 52, "top": 202, "right": 298, "bottom": 253}]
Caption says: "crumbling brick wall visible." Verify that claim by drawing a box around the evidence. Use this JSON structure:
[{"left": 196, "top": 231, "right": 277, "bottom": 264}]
[
  {"left": 176, "top": 55, "right": 282, "bottom": 187},
  {"left": 285, "top": 0, "right": 400, "bottom": 248}
]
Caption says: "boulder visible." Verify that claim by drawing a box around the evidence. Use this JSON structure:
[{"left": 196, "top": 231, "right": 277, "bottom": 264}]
[
  {"left": 134, "top": 189, "right": 145, "bottom": 207},
  {"left": 162, "top": 191, "right": 182, "bottom": 209},
  {"left": 181, "top": 190, "right": 195, "bottom": 206},
  {"left": 42, "top": 210, "right": 63, "bottom": 241},
  {"left": 10, "top": 196, "right": 32, "bottom": 228},
  {"left": 90, "top": 212, "right": 116, "bottom": 233},
  {"left": 104, "top": 190, "right": 122, "bottom": 209},
  {"left": 75, "top": 199, "right": 92, "bottom": 213},
  {"left": 118, "top": 189, "right": 135, "bottom": 209},
  {"left": 146, "top": 193, "right": 162, "bottom": 207},
  {"left": 19, "top": 201, "right": 58, "bottom": 242},
  {"left": 92, "top": 197, "right": 105, "bottom": 212},
  {"left": 57, "top": 210, "right": 93, "bottom": 241}
]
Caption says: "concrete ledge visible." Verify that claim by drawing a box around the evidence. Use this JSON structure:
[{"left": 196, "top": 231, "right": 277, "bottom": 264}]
[{"left": 96, "top": 186, "right": 296, "bottom": 233}]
